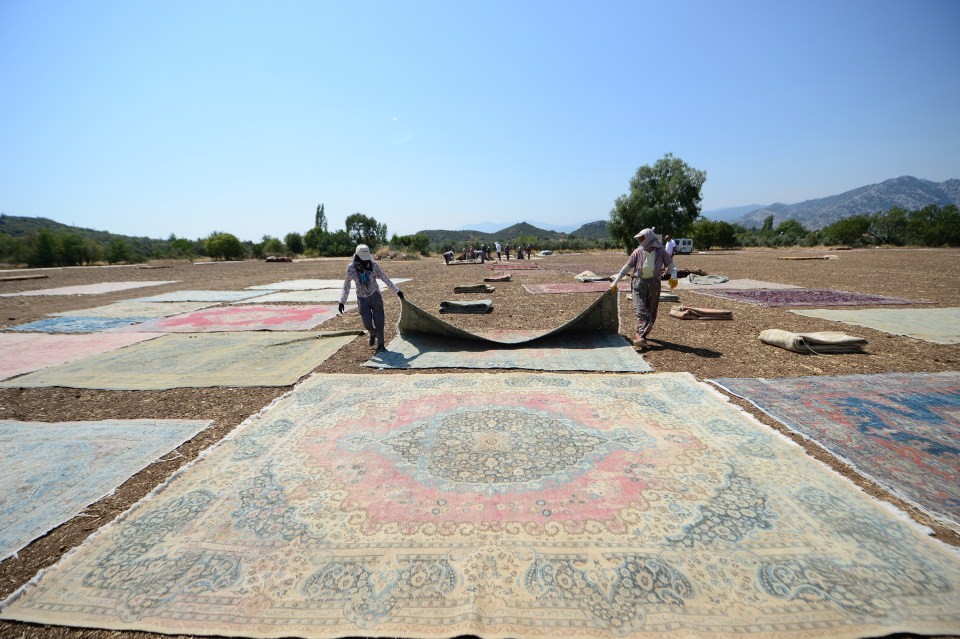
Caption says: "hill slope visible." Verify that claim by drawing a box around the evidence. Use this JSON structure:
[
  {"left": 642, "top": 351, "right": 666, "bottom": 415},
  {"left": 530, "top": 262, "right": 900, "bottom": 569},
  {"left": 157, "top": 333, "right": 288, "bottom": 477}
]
[{"left": 734, "top": 176, "right": 960, "bottom": 230}]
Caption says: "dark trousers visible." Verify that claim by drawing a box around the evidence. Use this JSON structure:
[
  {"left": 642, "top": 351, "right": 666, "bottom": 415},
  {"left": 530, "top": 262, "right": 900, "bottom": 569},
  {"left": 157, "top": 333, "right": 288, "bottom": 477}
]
[{"left": 631, "top": 277, "right": 661, "bottom": 338}]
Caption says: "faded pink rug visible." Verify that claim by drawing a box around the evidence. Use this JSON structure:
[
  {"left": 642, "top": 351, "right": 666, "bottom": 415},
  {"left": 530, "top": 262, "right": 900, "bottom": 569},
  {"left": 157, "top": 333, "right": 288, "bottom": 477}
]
[
  {"left": 115, "top": 305, "right": 347, "bottom": 333},
  {"left": 0, "top": 332, "right": 163, "bottom": 381}
]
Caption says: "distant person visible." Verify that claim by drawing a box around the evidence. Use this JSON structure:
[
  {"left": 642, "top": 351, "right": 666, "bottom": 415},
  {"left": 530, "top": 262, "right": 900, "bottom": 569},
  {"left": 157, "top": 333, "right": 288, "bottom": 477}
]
[
  {"left": 664, "top": 234, "right": 676, "bottom": 257},
  {"left": 516, "top": 246, "right": 524, "bottom": 260},
  {"left": 610, "top": 228, "right": 677, "bottom": 351},
  {"left": 495, "top": 241, "right": 502, "bottom": 261},
  {"left": 338, "top": 244, "right": 404, "bottom": 354},
  {"left": 443, "top": 250, "right": 455, "bottom": 264},
  {"left": 525, "top": 244, "right": 532, "bottom": 259},
  {"left": 504, "top": 244, "right": 511, "bottom": 260}
]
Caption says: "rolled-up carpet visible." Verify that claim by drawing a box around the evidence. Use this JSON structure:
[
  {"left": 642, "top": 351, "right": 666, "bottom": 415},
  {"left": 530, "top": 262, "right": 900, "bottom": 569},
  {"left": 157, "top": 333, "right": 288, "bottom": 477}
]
[
  {"left": 439, "top": 299, "right": 494, "bottom": 314},
  {"left": 759, "top": 329, "right": 867, "bottom": 354},
  {"left": 669, "top": 305, "right": 733, "bottom": 320},
  {"left": 688, "top": 273, "right": 729, "bottom": 285},
  {"left": 483, "top": 274, "right": 512, "bottom": 282},
  {"left": 454, "top": 284, "right": 495, "bottom": 293}
]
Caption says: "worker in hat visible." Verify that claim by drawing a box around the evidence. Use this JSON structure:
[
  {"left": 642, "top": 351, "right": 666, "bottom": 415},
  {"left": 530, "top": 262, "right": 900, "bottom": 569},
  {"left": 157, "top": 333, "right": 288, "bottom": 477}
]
[
  {"left": 610, "top": 227, "right": 678, "bottom": 350},
  {"left": 338, "top": 244, "right": 404, "bottom": 353}
]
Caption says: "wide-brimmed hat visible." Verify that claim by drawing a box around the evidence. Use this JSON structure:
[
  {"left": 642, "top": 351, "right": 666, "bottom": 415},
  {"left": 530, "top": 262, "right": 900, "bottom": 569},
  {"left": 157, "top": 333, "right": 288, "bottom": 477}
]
[{"left": 354, "top": 244, "right": 372, "bottom": 261}]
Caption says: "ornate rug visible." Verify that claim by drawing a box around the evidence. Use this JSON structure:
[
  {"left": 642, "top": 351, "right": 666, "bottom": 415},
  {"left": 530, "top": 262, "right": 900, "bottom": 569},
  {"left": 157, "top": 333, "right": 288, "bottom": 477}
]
[
  {"left": 132, "top": 290, "right": 270, "bottom": 302},
  {"left": 368, "top": 332, "right": 651, "bottom": 371},
  {"left": 0, "top": 333, "right": 161, "bottom": 381},
  {"left": 116, "top": 305, "right": 346, "bottom": 333},
  {"left": 8, "top": 316, "right": 154, "bottom": 333},
  {"left": 690, "top": 287, "right": 931, "bottom": 307},
  {"left": 790, "top": 307, "right": 960, "bottom": 344},
  {"left": 0, "top": 419, "right": 210, "bottom": 561},
  {"left": 0, "top": 281, "right": 177, "bottom": 297},
  {"left": 3, "top": 373, "right": 958, "bottom": 638},
  {"left": 710, "top": 372, "right": 960, "bottom": 531},
  {"left": 676, "top": 277, "right": 802, "bottom": 290},
  {"left": 49, "top": 300, "right": 216, "bottom": 318},
  {"left": 0, "top": 331, "right": 358, "bottom": 389}
]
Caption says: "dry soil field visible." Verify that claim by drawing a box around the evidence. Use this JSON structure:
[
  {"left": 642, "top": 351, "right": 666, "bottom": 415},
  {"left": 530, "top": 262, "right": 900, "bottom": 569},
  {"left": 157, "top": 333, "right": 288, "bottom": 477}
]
[{"left": 1, "top": 246, "right": 958, "bottom": 639}]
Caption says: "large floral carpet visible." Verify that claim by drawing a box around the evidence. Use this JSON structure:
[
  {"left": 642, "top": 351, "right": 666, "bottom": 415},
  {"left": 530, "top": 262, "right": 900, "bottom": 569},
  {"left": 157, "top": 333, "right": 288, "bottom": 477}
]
[
  {"left": 790, "top": 307, "right": 960, "bottom": 344},
  {"left": 0, "top": 332, "right": 161, "bottom": 381},
  {"left": 710, "top": 372, "right": 960, "bottom": 532},
  {"left": 2, "top": 373, "right": 958, "bottom": 638},
  {"left": 0, "top": 331, "right": 359, "bottom": 389},
  {"left": 689, "top": 287, "right": 930, "bottom": 307},
  {"left": 0, "top": 419, "right": 210, "bottom": 561}
]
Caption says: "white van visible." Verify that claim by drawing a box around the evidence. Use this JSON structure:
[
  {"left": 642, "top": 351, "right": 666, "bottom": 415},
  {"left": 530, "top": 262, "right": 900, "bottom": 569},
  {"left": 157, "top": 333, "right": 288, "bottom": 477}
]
[{"left": 675, "top": 238, "right": 694, "bottom": 254}]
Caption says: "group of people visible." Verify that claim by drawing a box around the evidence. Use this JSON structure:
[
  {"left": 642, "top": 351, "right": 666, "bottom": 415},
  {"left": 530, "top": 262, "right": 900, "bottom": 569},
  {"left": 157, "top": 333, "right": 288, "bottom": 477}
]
[{"left": 340, "top": 228, "right": 676, "bottom": 354}]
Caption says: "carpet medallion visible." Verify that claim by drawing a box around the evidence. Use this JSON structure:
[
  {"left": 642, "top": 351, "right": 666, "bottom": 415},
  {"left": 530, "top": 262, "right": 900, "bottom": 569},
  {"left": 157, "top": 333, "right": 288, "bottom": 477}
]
[
  {"left": 0, "top": 419, "right": 211, "bottom": 561},
  {"left": 710, "top": 372, "right": 960, "bottom": 531},
  {"left": 3, "top": 373, "right": 958, "bottom": 638}
]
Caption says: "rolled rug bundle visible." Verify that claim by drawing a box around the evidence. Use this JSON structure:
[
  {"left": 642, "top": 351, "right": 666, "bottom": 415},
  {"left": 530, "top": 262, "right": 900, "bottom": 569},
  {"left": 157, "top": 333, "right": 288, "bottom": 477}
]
[
  {"left": 759, "top": 328, "right": 867, "bottom": 354},
  {"left": 439, "top": 299, "right": 494, "bottom": 314},
  {"left": 454, "top": 284, "right": 495, "bottom": 293},
  {"left": 669, "top": 306, "right": 733, "bottom": 320}
]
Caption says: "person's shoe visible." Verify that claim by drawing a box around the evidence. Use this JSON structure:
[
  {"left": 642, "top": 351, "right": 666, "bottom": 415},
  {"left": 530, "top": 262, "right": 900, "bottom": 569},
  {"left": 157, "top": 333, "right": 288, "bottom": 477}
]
[
  {"left": 368, "top": 332, "right": 376, "bottom": 346},
  {"left": 375, "top": 345, "right": 387, "bottom": 354},
  {"left": 632, "top": 338, "right": 650, "bottom": 351}
]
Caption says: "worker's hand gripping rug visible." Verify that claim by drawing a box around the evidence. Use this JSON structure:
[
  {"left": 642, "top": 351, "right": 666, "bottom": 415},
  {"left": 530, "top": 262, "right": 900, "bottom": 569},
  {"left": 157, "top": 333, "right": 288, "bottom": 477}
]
[
  {"left": 710, "top": 372, "right": 960, "bottom": 533},
  {"left": 3, "top": 372, "right": 958, "bottom": 638}
]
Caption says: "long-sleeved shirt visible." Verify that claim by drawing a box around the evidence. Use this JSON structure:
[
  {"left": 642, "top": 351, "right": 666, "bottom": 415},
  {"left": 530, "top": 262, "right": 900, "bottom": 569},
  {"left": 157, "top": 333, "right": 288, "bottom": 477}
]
[
  {"left": 612, "top": 245, "right": 677, "bottom": 285},
  {"left": 339, "top": 260, "right": 400, "bottom": 304}
]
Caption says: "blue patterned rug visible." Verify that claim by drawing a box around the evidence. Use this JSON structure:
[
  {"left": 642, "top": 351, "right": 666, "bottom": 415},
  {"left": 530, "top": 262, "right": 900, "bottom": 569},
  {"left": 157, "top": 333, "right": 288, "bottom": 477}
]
[
  {"left": 710, "top": 372, "right": 960, "bottom": 532},
  {"left": 0, "top": 419, "right": 210, "bottom": 561}
]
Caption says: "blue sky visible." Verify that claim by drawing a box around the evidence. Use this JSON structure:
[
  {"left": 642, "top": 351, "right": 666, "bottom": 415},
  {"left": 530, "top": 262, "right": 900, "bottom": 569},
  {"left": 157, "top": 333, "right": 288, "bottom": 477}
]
[{"left": 2, "top": 0, "right": 958, "bottom": 241}]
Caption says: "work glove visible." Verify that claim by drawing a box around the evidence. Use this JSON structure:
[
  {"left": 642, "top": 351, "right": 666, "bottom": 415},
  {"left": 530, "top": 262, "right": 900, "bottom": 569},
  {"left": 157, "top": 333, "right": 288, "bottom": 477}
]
[
  {"left": 337, "top": 302, "right": 345, "bottom": 314},
  {"left": 397, "top": 290, "right": 405, "bottom": 299},
  {"left": 669, "top": 278, "right": 678, "bottom": 289}
]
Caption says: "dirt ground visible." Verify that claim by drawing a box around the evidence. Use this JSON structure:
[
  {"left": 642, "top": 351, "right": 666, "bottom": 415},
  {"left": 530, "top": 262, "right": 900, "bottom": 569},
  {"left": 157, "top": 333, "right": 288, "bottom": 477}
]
[{"left": 1, "top": 247, "right": 958, "bottom": 639}]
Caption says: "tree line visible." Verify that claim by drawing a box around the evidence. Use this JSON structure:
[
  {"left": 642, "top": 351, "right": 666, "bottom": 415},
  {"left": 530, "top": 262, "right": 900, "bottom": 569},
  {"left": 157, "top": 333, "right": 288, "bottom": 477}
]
[{"left": 3, "top": 173, "right": 959, "bottom": 268}]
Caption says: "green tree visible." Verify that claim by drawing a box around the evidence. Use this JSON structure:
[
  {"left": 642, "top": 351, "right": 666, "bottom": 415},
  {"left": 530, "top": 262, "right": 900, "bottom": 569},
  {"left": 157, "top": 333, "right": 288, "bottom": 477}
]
[
  {"left": 28, "top": 228, "right": 59, "bottom": 267},
  {"left": 285, "top": 232, "right": 304, "bottom": 254},
  {"left": 691, "top": 219, "right": 739, "bottom": 250},
  {"left": 204, "top": 232, "right": 244, "bottom": 260},
  {"left": 608, "top": 153, "right": 706, "bottom": 251},
  {"left": 261, "top": 235, "right": 285, "bottom": 255},
  {"left": 870, "top": 207, "right": 908, "bottom": 246},
  {"left": 821, "top": 215, "right": 873, "bottom": 246},
  {"left": 390, "top": 233, "right": 429, "bottom": 255},
  {"left": 345, "top": 213, "right": 387, "bottom": 249},
  {"left": 315, "top": 203, "right": 327, "bottom": 232},
  {"left": 105, "top": 237, "right": 133, "bottom": 264}
]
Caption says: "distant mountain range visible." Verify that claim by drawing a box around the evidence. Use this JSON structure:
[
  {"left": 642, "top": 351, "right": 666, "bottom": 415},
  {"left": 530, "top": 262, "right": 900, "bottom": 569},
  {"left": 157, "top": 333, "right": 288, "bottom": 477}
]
[{"left": 702, "top": 176, "right": 960, "bottom": 230}]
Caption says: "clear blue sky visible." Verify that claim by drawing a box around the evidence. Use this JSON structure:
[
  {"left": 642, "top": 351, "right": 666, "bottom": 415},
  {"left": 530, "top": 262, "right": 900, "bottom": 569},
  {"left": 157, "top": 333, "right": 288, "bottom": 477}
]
[{"left": 2, "top": 0, "right": 958, "bottom": 241}]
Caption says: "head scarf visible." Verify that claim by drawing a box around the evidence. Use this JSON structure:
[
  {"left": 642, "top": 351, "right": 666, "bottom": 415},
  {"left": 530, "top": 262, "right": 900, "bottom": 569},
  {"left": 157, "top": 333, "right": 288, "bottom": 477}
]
[{"left": 634, "top": 227, "right": 663, "bottom": 249}]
